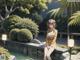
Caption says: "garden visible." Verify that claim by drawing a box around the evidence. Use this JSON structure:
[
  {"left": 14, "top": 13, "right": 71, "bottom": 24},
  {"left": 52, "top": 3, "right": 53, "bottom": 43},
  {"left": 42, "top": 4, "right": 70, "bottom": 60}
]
[{"left": 0, "top": 0, "right": 80, "bottom": 60}]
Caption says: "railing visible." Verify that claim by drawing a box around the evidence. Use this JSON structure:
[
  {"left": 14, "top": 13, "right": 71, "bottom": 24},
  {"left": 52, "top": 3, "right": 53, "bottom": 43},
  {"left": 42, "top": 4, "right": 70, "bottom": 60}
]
[
  {"left": 39, "top": 31, "right": 80, "bottom": 39},
  {"left": 58, "top": 32, "right": 80, "bottom": 39}
]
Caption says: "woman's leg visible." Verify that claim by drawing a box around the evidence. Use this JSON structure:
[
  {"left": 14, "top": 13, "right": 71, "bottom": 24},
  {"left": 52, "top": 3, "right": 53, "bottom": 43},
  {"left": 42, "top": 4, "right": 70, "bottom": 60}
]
[
  {"left": 44, "top": 47, "right": 48, "bottom": 60},
  {"left": 46, "top": 47, "right": 55, "bottom": 60}
]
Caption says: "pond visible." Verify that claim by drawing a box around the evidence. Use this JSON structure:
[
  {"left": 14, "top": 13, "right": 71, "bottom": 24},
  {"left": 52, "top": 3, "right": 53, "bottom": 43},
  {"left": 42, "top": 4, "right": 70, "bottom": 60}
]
[{"left": 11, "top": 52, "right": 38, "bottom": 60}]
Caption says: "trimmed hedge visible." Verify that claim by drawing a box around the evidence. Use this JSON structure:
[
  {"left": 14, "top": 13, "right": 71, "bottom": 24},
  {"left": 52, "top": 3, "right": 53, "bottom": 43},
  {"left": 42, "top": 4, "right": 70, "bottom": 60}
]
[
  {"left": 9, "top": 28, "right": 20, "bottom": 41},
  {"left": 17, "top": 29, "right": 33, "bottom": 42},
  {"left": 9, "top": 28, "right": 33, "bottom": 42}
]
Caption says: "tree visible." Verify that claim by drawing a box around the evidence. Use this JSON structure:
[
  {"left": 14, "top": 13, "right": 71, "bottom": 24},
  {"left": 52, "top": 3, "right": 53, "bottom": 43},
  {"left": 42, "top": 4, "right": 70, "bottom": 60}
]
[
  {"left": 0, "top": 0, "right": 47, "bottom": 22},
  {"left": 68, "top": 11, "right": 80, "bottom": 32},
  {"left": 46, "top": 0, "right": 80, "bottom": 32},
  {"left": 31, "top": 12, "right": 43, "bottom": 24},
  {"left": 68, "top": 11, "right": 80, "bottom": 26},
  {"left": 48, "top": 0, "right": 80, "bottom": 18}
]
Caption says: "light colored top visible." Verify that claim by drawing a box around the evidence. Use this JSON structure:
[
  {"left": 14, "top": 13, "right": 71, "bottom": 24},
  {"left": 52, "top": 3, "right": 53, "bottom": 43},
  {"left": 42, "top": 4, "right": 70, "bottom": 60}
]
[{"left": 46, "top": 30, "right": 57, "bottom": 46}]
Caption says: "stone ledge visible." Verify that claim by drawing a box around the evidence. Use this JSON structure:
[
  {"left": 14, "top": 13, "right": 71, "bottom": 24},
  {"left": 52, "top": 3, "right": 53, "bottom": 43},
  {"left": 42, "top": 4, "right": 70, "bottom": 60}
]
[
  {"left": 0, "top": 55, "right": 16, "bottom": 60},
  {"left": 1, "top": 40, "right": 70, "bottom": 60},
  {"left": 9, "top": 55, "right": 16, "bottom": 60},
  {"left": 26, "top": 43, "right": 69, "bottom": 60},
  {"left": 26, "top": 42, "right": 68, "bottom": 52}
]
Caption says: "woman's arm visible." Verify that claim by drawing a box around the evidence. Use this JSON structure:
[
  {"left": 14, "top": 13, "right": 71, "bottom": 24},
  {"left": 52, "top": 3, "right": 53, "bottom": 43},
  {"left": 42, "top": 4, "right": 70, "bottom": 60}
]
[{"left": 45, "top": 38, "right": 48, "bottom": 47}]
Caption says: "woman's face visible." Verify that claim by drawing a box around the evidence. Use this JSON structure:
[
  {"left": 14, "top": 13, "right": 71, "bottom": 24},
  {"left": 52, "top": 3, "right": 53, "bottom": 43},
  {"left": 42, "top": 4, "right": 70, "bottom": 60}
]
[{"left": 48, "top": 22, "right": 55, "bottom": 29}]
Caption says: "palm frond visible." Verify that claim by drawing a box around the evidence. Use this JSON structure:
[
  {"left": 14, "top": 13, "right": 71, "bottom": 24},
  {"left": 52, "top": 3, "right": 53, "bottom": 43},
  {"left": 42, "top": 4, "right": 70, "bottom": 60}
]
[
  {"left": 58, "top": 0, "right": 69, "bottom": 8},
  {"left": 48, "top": 8, "right": 64, "bottom": 18},
  {"left": 48, "top": 0, "right": 80, "bottom": 18},
  {"left": 68, "top": 11, "right": 80, "bottom": 26},
  {"left": 47, "top": 0, "right": 69, "bottom": 18}
]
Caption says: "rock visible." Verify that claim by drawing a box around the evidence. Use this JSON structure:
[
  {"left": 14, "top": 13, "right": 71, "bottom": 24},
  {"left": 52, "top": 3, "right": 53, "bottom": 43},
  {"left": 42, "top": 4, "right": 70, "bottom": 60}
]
[
  {"left": 9, "top": 55, "right": 16, "bottom": 60},
  {"left": 51, "top": 46, "right": 69, "bottom": 60},
  {"left": 0, "top": 54, "right": 4, "bottom": 60},
  {"left": 31, "top": 39, "right": 42, "bottom": 44},
  {"left": 62, "top": 52, "right": 70, "bottom": 60},
  {"left": 71, "top": 50, "right": 78, "bottom": 55}
]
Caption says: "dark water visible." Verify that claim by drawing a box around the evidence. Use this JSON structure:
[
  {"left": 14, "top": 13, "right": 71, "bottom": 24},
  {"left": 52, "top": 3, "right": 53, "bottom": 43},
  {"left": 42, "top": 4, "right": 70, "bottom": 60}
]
[{"left": 11, "top": 52, "right": 36, "bottom": 60}]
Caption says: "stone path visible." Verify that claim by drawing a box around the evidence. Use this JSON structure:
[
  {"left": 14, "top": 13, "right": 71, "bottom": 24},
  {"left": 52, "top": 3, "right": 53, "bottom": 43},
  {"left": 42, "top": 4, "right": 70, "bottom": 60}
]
[{"left": 71, "top": 52, "right": 80, "bottom": 60}]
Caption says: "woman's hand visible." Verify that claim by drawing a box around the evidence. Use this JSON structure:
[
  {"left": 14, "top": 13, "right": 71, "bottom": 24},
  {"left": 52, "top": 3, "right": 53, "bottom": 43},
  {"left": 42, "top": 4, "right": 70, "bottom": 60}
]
[
  {"left": 45, "top": 46, "right": 52, "bottom": 50},
  {"left": 47, "top": 47, "right": 50, "bottom": 50}
]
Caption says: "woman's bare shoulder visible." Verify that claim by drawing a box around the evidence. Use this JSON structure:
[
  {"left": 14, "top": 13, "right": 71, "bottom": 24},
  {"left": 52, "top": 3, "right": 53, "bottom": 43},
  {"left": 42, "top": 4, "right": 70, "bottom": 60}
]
[{"left": 55, "top": 29, "right": 58, "bottom": 33}]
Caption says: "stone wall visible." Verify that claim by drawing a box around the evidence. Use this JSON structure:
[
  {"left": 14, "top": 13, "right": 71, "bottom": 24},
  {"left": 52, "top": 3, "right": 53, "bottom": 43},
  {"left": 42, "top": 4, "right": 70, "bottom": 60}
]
[{"left": 3, "top": 40, "right": 70, "bottom": 60}]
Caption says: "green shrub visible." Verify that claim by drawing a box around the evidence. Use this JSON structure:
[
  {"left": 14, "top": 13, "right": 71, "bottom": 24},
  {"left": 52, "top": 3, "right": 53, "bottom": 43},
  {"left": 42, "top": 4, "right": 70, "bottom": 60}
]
[
  {"left": 0, "top": 47, "right": 11, "bottom": 60},
  {"left": 2, "top": 15, "right": 22, "bottom": 32},
  {"left": 15, "top": 18, "right": 39, "bottom": 36},
  {"left": 2, "top": 15, "right": 39, "bottom": 36},
  {"left": 17, "top": 29, "right": 33, "bottom": 42},
  {"left": 9, "top": 28, "right": 20, "bottom": 41}
]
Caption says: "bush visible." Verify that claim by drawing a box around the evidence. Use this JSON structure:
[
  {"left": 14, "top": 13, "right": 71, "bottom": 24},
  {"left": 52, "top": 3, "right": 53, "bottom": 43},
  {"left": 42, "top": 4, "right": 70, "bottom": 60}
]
[
  {"left": 2, "top": 15, "right": 39, "bottom": 36},
  {"left": 2, "top": 15, "right": 22, "bottom": 32},
  {"left": 15, "top": 18, "right": 39, "bottom": 36},
  {"left": 0, "top": 47, "right": 11, "bottom": 60},
  {"left": 9, "top": 28, "right": 20, "bottom": 41},
  {"left": 17, "top": 29, "right": 33, "bottom": 42}
]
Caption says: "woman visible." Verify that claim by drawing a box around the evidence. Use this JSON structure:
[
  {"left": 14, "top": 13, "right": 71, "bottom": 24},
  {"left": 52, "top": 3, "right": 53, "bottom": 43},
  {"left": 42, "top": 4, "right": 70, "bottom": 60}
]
[{"left": 44, "top": 19, "right": 58, "bottom": 60}]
